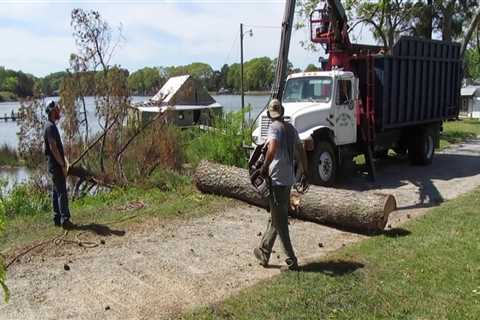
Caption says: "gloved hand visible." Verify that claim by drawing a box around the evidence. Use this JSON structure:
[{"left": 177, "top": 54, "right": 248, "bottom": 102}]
[
  {"left": 294, "top": 173, "right": 310, "bottom": 194},
  {"left": 260, "top": 163, "right": 269, "bottom": 177},
  {"left": 63, "top": 158, "right": 70, "bottom": 177}
]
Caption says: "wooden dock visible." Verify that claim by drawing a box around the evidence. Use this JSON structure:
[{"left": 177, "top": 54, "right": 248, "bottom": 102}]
[{"left": 0, "top": 112, "right": 21, "bottom": 122}]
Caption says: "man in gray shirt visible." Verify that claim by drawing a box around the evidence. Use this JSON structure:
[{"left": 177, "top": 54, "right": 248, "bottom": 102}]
[{"left": 254, "top": 99, "right": 308, "bottom": 271}]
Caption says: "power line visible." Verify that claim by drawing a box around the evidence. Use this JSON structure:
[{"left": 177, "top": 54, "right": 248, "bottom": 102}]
[
  {"left": 222, "top": 31, "right": 240, "bottom": 67},
  {"left": 244, "top": 24, "right": 281, "bottom": 29}
]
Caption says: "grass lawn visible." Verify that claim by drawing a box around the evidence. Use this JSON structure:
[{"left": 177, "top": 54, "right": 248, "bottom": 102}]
[
  {"left": 185, "top": 188, "right": 480, "bottom": 319},
  {"left": 440, "top": 118, "right": 480, "bottom": 149},
  {"left": 0, "top": 182, "right": 232, "bottom": 253},
  {"left": 354, "top": 118, "right": 480, "bottom": 165}
]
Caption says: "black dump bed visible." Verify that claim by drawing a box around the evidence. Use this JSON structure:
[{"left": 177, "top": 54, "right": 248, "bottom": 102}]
[{"left": 353, "top": 37, "right": 462, "bottom": 131}]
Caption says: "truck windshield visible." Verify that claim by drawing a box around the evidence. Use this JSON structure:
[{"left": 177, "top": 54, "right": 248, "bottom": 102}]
[{"left": 283, "top": 77, "right": 332, "bottom": 103}]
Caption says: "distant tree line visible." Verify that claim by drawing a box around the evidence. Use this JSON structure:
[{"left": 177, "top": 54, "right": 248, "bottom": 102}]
[
  {"left": 0, "top": 67, "right": 36, "bottom": 101},
  {"left": 0, "top": 58, "right": 320, "bottom": 101}
]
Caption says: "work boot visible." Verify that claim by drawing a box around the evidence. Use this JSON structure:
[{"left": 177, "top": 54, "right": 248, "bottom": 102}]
[
  {"left": 53, "top": 217, "right": 61, "bottom": 227},
  {"left": 62, "top": 220, "right": 76, "bottom": 230},
  {"left": 253, "top": 247, "right": 270, "bottom": 267},
  {"left": 280, "top": 257, "right": 299, "bottom": 272}
]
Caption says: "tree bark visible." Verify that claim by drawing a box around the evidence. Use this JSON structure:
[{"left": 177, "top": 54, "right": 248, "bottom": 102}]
[
  {"left": 461, "top": 8, "right": 480, "bottom": 57},
  {"left": 194, "top": 161, "right": 397, "bottom": 232}
]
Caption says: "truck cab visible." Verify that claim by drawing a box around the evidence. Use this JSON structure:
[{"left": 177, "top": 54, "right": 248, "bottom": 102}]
[{"left": 252, "top": 70, "right": 358, "bottom": 185}]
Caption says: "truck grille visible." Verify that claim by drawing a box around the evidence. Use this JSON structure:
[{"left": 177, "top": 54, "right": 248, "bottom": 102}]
[{"left": 260, "top": 116, "right": 291, "bottom": 138}]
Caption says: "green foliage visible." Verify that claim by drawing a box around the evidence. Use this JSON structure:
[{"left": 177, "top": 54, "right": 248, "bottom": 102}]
[
  {"left": 0, "top": 66, "right": 35, "bottom": 98},
  {"left": 466, "top": 48, "right": 480, "bottom": 80},
  {"left": 144, "top": 168, "right": 191, "bottom": 192},
  {"left": 0, "top": 193, "right": 8, "bottom": 303},
  {"left": 244, "top": 57, "right": 274, "bottom": 91},
  {"left": 128, "top": 67, "right": 164, "bottom": 95},
  {"left": 304, "top": 63, "right": 319, "bottom": 72},
  {"left": 16, "top": 99, "right": 45, "bottom": 169},
  {"left": 185, "top": 109, "right": 250, "bottom": 168},
  {"left": 38, "top": 71, "right": 68, "bottom": 96},
  {"left": 297, "top": 0, "right": 478, "bottom": 50},
  {"left": 0, "top": 91, "right": 16, "bottom": 102},
  {"left": 0, "top": 144, "right": 19, "bottom": 167},
  {"left": 0, "top": 178, "right": 51, "bottom": 218}
]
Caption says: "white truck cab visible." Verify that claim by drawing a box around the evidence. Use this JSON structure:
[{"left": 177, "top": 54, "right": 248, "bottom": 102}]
[{"left": 252, "top": 70, "right": 358, "bottom": 186}]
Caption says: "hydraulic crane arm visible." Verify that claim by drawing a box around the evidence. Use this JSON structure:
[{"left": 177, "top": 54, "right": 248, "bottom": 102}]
[
  {"left": 271, "top": 0, "right": 296, "bottom": 101},
  {"left": 328, "top": 0, "right": 347, "bottom": 25}
]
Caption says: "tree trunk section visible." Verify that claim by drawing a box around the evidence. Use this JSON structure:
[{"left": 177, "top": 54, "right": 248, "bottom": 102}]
[{"left": 194, "top": 161, "right": 396, "bottom": 232}]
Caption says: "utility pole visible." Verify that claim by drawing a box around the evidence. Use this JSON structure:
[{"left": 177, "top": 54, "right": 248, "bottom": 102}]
[
  {"left": 240, "top": 23, "right": 245, "bottom": 131},
  {"left": 240, "top": 23, "right": 253, "bottom": 131}
]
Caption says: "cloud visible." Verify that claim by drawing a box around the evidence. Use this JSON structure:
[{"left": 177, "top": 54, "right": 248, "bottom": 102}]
[{"left": 0, "top": 1, "right": 328, "bottom": 76}]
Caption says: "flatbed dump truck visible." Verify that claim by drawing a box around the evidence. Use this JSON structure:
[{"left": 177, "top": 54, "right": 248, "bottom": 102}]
[{"left": 252, "top": 0, "right": 462, "bottom": 186}]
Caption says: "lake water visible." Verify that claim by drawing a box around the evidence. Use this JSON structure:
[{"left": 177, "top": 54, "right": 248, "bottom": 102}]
[
  {"left": 0, "top": 95, "right": 269, "bottom": 185},
  {"left": 0, "top": 95, "right": 269, "bottom": 149}
]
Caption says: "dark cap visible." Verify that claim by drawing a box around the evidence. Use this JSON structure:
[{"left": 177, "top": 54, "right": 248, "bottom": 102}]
[{"left": 45, "top": 101, "right": 56, "bottom": 115}]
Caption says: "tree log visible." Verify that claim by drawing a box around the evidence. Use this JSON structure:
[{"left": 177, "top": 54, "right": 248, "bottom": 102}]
[{"left": 194, "top": 161, "right": 397, "bottom": 232}]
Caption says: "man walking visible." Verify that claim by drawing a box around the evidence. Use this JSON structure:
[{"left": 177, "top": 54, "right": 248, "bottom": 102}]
[
  {"left": 253, "top": 99, "right": 308, "bottom": 271},
  {"left": 44, "top": 101, "right": 74, "bottom": 229}
]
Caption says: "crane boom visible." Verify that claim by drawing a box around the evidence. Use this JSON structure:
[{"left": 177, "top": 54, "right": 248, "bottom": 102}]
[{"left": 271, "top": 0, "right": 296, "bottom": 101}]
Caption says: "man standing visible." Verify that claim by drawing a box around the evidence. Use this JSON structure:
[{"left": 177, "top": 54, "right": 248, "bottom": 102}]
[
  {"left": 253, "top": 99, "right": 308, "bottom": 271},
  {"left": 44, "top": 101, "right": 74, "bottom": 229}
]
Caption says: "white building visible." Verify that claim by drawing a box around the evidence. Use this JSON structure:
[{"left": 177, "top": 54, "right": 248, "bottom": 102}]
[
  {"left": 460, "top": 86, "right": 480, "bottom": 119},
  {"left": 130, "top": 75, "right": 222, "bottom": 127}
]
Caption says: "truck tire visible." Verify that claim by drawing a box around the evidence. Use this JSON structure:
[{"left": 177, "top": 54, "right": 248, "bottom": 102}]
[
  {"left": 408, "top": 129, "right": 435, "bottom": 165},
  {"left": 309, "top": 141, "right": 337, "bottom": 187}
]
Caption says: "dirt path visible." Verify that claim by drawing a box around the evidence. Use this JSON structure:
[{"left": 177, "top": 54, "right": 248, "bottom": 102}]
[{"left": 2, "top": 139, "right": 480, "bottom": 320}]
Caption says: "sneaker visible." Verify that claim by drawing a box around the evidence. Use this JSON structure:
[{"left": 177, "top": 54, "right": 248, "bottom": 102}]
[
  {"left": 62, "top": 220, "right": 76, "bottom": 230},
  {"left": 280, "top": 258, "right": 299, "bottom": 272},
  {"left": 253, "top": 248, "right": 269, "bottom": 267}
]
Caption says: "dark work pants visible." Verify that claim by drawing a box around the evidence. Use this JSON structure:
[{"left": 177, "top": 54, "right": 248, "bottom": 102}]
[
  {"left": 50, "top": 170, "right": 70, "bottom": 224},
  {"left": 259, "top": 185, "right": 296, "bottom": 262}
]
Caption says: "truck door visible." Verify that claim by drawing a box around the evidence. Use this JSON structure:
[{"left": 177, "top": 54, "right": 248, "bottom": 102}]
[{"left": 333, "top": 77, "right": 356, "bottom": 145}]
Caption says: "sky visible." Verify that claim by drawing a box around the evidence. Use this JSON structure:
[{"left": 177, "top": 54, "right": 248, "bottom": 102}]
[{"left": 0, "top": 0, "right": 376, "bottom": 77}]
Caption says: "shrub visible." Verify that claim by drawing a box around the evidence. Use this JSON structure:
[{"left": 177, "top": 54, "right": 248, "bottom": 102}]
[
  {"left": 184, "top": 109, "right": 251, "bottom": 168},
  {"left": 0, "top": 174, "right": 51, "bottom": 218},
  {"left": 120, "top": 123, "right": 184, "bottom": 184},
  {"left": 0, "top": 189, "right": 8, "bottom": 303},
  {"left": 145, "top": 168, "right": 190, "bottom": 192},
  {"left": 0, "top": 144, "right": 19, "bottom": 167}
]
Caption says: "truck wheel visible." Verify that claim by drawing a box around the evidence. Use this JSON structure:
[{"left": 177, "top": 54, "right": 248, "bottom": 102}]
[
  {"left": 309, "top": 141, "right": 337, "bottom": 186},
  {"left": 408, "top": 129, "right": 435, "bottom": 165}
]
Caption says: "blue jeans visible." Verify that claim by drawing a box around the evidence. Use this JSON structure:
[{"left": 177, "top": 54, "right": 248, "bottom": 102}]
[{"left": 50, "top": 170, "right": 70, "bottom": 224}]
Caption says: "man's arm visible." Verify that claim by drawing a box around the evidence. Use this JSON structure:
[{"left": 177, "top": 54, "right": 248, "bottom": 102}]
[{"left": 261, "top": 139, "right": 278, "bottom": 176}]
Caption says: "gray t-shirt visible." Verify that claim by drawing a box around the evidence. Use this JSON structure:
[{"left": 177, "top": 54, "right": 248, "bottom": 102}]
[{"left": 267, "top": 120, "right": 300, "bottom": 186}]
